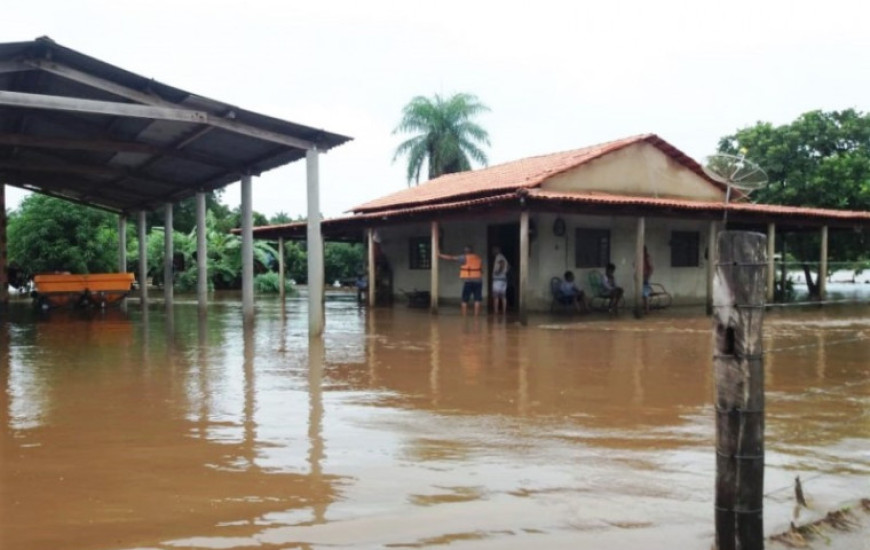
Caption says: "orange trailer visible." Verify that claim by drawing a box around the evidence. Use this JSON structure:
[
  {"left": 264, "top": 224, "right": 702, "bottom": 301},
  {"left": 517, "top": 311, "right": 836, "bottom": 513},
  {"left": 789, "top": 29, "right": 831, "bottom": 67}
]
[{"left": 33, "top": 273, "right": 135, "bottom": 308}]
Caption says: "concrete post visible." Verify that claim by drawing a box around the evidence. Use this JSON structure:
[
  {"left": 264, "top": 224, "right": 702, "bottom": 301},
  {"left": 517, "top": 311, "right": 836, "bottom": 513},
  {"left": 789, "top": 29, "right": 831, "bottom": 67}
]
[
  {"left": 0, "top": 184, "right": 6, "bottom": 306},
  {"left": 241, "top": 174, "right": 254, "bottom": 320},
  {"left": 367, "top": 228, "right": 376, "bottom": 307},
  {"left": 430, "top": 221, "right": 439, "bottom": 313},
  {"left": 117, "top": 214, "right": 127, "bottom": 273},
  {"left": 766, "top": 223, "right": 775, "bottom": 303},
  {"left": 819, "top": 225, "right": 828, "bottom": 301},
  {"left": 634, "top": 216, "right": 645, "bottom": 318},
  {"left": 163, "top": 203, "right": 173, "bottom": 305},
  {"left": 138, "top": 210, "right": 148, "bottom": 304},
  {"left": 306, "top": 149, "right": 325, "bottom": 336},
  {"left": 519, "top": 210, "right": 529, "bottom": 326},
  {"left": 196, "top": 191, "right": 208, "bottom": 309},
  {"left": 278, "top": 237, "right": 285, "bottom": 301}
]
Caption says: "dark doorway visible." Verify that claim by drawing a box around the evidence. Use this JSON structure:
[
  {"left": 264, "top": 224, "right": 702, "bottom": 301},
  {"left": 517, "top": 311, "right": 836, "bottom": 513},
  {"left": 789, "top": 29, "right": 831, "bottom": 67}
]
[{"left": 487, "top": 222, "right": 520, "bottom": 312}]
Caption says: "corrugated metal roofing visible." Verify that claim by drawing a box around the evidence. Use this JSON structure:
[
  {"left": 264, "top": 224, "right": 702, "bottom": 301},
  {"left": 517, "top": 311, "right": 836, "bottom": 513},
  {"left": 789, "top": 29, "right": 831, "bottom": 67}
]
[
  {"left": 351, "top": 134, "right": 729, "bottom": 213},
  {"left": 0, "top": 37, "right": 352, "bottom": 213}
]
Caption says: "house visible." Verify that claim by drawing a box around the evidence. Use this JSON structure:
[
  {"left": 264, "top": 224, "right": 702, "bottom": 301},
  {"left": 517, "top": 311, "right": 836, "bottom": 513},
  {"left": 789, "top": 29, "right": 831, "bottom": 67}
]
[{"left": 251, "top": 134, "right": 870, "bottom": 318}]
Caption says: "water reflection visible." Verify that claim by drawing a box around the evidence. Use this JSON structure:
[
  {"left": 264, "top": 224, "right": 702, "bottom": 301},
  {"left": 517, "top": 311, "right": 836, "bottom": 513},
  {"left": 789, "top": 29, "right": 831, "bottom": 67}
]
[{"left": 0, "top": 298, "right": 867, "bottom": 550}]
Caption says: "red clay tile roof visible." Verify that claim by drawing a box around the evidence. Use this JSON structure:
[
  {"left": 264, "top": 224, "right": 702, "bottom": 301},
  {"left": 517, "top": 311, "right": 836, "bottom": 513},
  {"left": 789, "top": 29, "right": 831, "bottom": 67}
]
[
  {"left": 527, "top": 190, "right": 870, "bottom": 220},
  {"left": 351, "top": 134, "right": 727, "bottom": 213}
]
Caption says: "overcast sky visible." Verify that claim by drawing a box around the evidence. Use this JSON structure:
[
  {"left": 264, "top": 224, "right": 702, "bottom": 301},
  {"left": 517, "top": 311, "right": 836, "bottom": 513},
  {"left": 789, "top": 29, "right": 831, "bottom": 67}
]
[{"left": 4, "top": 0, "right": 869, "bottom": 219}]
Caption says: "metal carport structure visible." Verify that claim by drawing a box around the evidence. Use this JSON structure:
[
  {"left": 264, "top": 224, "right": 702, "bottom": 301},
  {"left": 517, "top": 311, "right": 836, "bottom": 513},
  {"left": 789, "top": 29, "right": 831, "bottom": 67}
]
[{"left": 0, "top": 37, "right": 351, "bottom": 334}]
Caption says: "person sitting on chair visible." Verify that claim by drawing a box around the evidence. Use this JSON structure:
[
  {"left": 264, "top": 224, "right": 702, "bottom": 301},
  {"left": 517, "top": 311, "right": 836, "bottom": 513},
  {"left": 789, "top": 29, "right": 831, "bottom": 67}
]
[
  {"left": 602, "top": 263, "right": 624, "bottom": 314},
  {"left": 558, "top": 270, "right": 587, "bottom": 313}
]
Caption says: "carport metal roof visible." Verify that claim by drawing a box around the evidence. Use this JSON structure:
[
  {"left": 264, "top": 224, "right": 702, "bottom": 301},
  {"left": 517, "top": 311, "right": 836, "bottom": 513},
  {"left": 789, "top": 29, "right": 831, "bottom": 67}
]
[{"left": 0, "top": 37, "right": 352, "bottom": 213}]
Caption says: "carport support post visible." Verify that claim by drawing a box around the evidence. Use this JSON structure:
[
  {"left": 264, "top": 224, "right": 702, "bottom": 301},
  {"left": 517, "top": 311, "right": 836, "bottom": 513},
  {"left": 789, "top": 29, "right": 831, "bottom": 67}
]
[
  {"left": 766, "top": 223, "right": 775, "bottom": 303},
  {"left": 713, "top": 231, "right": 766, "bottom": 550},
  {"left": 117, "top": 214, "right": 127, "bottom": 272},
  {"left": 0, "top": 184, "right": 6, "bottom": 306},
  {"left": 634, "top": 216, "right": 645, "bottom": 318},
  {"left": 519, "top": 210, "right": 529, "bottom": 326},
  {"left": 241, "top": 174, "right": 254, "bottom": 320},
  {"left": 819, "top": 225, "right": 828, "bottom": 301},
  {"left": 278, "top": 237, "right": 285, "bottom": 301},
  {"left": 367, "top": 228, "right": 376, "bottom": 307},
  {"left": 307, "top": 149, "right": 325, "bottom": 336},
  {"left": 430, "top": 221, "right": 439, "bottom": 313},
  {"left": 196, "top": 191, "right": 208, "bottom": 308},
  {"left": 163, "top": 203, "right": 174, "bottom": 305},
  {"left": 138, "top": 210, "right": 148, "bottom": 304}
]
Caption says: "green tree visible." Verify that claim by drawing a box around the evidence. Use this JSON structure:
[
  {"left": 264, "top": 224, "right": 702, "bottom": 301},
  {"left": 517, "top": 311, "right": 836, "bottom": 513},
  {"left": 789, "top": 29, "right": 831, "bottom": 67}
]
[
  {"left": 325, "top": 242, "right": 364, "bottom": 284},
  {"left": 7, "top": 195, "right": 120, "bottom": 274},
  {"left": 718, "top": 109, "right": 870, "bottom": 297},
  {"left": 393, "top": 92, "right": 491, "bottom": 185}
]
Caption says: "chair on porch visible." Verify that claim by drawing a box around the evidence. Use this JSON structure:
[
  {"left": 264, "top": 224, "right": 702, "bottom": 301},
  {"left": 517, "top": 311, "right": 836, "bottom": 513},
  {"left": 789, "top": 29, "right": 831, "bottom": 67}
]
[
  {"left": 645, "top": 282, "right": 673, "bottom": 310},
  {"left": 550, "top": 276, "right": 573, "bottom": 313},
  {"left": 586, "top": 270, "right": 624, "bottom": 312}
]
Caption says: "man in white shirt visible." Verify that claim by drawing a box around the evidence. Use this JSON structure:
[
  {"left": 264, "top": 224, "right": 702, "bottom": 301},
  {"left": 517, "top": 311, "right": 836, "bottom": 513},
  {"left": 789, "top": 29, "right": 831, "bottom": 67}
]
[{"left": 491, "top": 246, "right": 509, "bottom": 315}]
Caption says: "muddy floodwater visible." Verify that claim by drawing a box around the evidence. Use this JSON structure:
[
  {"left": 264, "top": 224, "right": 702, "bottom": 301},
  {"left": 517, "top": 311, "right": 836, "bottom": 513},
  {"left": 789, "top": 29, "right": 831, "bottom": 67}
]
[{"left": 2, "top": 294, "right": 868, "bottom": 549}]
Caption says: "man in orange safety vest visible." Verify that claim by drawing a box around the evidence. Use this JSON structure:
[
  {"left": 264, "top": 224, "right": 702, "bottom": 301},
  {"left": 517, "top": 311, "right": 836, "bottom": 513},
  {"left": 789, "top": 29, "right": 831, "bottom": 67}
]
[{"left": 439, "top": 244, "right": 483, "bottom": 317}]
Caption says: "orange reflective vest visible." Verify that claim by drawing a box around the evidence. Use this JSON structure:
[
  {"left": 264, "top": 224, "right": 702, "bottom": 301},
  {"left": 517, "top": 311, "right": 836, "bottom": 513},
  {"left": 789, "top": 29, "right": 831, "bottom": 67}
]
[{"left": 460, "top": 254, "right": 483, "bottom": 279}]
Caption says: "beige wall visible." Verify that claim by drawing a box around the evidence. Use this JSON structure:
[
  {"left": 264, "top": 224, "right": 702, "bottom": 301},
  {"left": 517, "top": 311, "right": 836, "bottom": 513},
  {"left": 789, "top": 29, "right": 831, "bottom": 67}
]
[
  {"left": 376, "top": 212, "right": 713, "bottom": 312},
  {"left": 543, "top": 142, "right": 725, "bottom": 201}
]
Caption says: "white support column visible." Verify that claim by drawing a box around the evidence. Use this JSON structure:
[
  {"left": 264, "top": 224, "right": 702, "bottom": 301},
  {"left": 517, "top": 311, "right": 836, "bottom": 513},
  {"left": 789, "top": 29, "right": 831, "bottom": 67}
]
[
  {"left": 306, "top": 149, "right": 325, "bottom": 336},
  {"left": 706, "top": 220, "right": 717, "bottom": 315},
  {"left": 367, "top": 228, "right": 376, "bottom": 307},
  {"left": 117, "top": 214, "right": 127, "bottom": 273},
  {"left": 241, "top": 174, "right": 254, "bottom": 320},
  {"left": 278, "top": 237, "right": 286, "bottom": 302},
  {"left": 766, "top": 223, "right": 776, "bottom": 303},
  {"left": 519, "top": 210, "right": 530, "bottom": 325},
  {"left": 430, "top": 221, "right": 439, "bottom": 313},
  {"left": 0, "top": 184, "right": 7, "bottom": 306},
  {"left": 819, "top": 225, "right": 828, "bottom": 301},
  {"left": 138, "top": 210, "right": 148, "bottom": 304},
  {"left": 634, "top": 216, "right": 645, "bottom": 318},
  {"left": 163, "top": 203, "right": 174, "bottom": 305},
  {"left": 196, "top": 191, "right": 208, "bottom": 309}
]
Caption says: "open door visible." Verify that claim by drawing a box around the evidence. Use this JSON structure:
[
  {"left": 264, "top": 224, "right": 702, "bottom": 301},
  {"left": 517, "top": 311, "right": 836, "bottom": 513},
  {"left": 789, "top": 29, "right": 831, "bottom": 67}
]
[{"left": 487, "top": 223, "right": 520, "bottom": 312}]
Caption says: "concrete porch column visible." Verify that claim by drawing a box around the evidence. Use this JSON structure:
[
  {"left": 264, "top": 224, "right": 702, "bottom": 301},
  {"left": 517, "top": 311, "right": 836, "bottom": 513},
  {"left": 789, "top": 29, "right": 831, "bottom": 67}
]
[
  {"left": 117, "top": 214, "right": 127, "bottom": 273},
  {"left": 0, "top": 184, "right": 7, "bottom": 306},
  {"left": 519, "top": 210, "right": 529, "bottom": 326},
  {"left": 138, "top": 210, "right": 148, "bottom": 304},
  {"left": 306, "top": 149, "right": 325, "bottom": 336},
  {"left": 367, "top": 228, "right": 376, "bottom": 307},
  {"left": 706, "top": 220, "right": 717, "bottom": 315},
  {"left": 278, "top": 237, "right": 285, "bottom": 302},
  {"left": 819, "top": 225, "right": 828, "bottom": 300},
  {"left": 196, "top": 191, "right": 208, "bottom": 309},
  {"left": 430, "top": 221, "right": 439, "bottom": 313},
  {"left": 766, "top": 223, "right": 775, "bottom": 302},
  {"left": 241, "top": 174, "right": 254, "bottom": 320},
  {"left": 163, "top": 203, "right": 174, "bottom": 305},
  {"left": 634, "top": 216, "right": 645, "bottom": 318}
]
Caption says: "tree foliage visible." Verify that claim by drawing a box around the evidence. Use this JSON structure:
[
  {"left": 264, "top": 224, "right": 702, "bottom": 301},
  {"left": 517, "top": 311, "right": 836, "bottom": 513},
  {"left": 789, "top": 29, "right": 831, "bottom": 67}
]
[
  {"left": 7, "top": 195, "right": 120, "bottom": 274},
  {"left": 393, "top": 92, "right": 491, "bottom": 185},
  {"left": 717, "top": 109, "right": 870, "bottom": 296}
]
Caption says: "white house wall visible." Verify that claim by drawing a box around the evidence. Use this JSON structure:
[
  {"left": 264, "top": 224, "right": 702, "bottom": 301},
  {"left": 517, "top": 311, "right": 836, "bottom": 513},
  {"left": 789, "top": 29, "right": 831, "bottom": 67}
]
[
  {"left": 542, "top": 142, "right": 726, "bottom": 202},
  {"left": 377, "top": 213, "right": 714, "bottom": 311}
]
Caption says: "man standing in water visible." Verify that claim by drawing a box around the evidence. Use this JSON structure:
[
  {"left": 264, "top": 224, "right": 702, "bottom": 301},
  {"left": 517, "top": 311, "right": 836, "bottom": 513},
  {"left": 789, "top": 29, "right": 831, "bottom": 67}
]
[
  {"left": 439, "top": 245, "right": 483, "bottom": 317},
  {"left": 491, "top": 246, "right": 509, "bottom": 315}
]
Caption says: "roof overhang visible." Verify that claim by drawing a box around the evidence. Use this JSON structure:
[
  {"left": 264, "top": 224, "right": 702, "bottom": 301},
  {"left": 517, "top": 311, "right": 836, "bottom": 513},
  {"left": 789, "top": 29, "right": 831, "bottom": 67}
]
[
  {"left": 0, "top": 37, "right": 352, "bottom": 213},
  {"left": 249, "top": 189, "right": 870, "bottom": 241}
]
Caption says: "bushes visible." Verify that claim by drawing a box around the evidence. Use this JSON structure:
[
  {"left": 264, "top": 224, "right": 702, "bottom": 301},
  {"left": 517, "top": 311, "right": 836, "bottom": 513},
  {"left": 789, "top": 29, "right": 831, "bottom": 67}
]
[{"left": 254, "top": 272, "right": 297, "bottom": 295}]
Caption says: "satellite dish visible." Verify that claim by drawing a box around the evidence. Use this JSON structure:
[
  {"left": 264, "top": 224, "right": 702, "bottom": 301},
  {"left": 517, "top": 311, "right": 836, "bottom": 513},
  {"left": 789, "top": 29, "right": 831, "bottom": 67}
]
[{"left": 703, "top": 153, "right": 768, "bottom": 223}]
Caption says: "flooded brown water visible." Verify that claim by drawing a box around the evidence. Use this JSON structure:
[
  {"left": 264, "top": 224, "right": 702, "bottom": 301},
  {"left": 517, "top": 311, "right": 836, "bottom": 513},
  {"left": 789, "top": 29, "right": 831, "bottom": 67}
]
[{"left": 1, "top": 294, "right": 868, "bottom": 549}]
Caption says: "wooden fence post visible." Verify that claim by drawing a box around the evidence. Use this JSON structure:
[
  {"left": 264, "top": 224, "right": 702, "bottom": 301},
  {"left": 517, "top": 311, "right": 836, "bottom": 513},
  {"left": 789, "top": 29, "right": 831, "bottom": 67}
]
[{"left": 713, "top": 231, "right": 767, "bottom": 550}]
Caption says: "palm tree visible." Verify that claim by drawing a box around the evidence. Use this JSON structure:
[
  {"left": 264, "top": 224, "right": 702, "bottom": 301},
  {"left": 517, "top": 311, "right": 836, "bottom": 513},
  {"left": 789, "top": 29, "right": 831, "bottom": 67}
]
[{"left": 393, "top": 93, "right": 491, "bottom": 186}]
